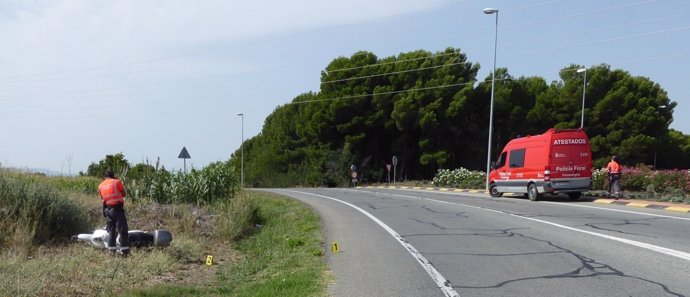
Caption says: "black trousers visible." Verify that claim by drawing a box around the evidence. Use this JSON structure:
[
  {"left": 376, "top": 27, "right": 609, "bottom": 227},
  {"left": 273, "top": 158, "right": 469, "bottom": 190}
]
[
  {"left": 607, "top": 173, "right": 621, "bottom": 194},
  {"left": 105, "top": 204, "right": 129, "bottom": 252}
]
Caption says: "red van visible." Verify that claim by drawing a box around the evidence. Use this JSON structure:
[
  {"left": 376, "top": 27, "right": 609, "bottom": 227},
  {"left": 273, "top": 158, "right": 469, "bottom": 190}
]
[{"left": 488, "top": 128, "right": 592, "bottom": 201}]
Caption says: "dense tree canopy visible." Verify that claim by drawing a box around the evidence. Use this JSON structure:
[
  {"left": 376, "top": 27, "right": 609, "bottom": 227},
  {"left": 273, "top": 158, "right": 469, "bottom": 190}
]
[
  {"left": 230, "top": 48, "right": 688, "bottom": 187},
  {"left": 83, "top": 153, "right": 130, "bottom": 178}
]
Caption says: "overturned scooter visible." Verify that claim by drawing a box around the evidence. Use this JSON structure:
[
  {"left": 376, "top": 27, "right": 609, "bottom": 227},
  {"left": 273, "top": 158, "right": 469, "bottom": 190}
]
[{"left": 73, "top": 227, "right": 173, "bottom": 250}]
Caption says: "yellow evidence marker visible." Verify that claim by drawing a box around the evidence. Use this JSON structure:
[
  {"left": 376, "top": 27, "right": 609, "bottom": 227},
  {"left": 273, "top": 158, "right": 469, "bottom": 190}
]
[
  {"left": 331, "top": 241, "right": 340, "bottom": 254},
  {"left": 206, "top": 255, "right": 214, "bottom": 266}
]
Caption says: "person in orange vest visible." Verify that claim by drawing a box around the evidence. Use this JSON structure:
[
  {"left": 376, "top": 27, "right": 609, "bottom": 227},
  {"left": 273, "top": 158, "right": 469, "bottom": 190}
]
[
  {"left": 605, "top": 155, "right": 622, "bottom": 199},
  {"left": 98, "top": 169, "right": 130, "bottom": 256}
]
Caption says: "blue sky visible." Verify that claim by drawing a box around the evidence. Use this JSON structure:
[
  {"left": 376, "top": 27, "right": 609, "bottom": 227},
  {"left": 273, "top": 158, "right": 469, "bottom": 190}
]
[{"left": 1, "top": 0, "right": 688, "bottom": 174}]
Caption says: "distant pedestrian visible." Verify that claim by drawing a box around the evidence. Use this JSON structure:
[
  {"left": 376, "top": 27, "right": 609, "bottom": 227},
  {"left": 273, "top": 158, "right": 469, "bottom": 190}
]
[
  {"left": 605, "top": 156, "right": 622, "bottom": 199},
  {"left": 98, "top": 169, "right": 130, "bottom": 257}
]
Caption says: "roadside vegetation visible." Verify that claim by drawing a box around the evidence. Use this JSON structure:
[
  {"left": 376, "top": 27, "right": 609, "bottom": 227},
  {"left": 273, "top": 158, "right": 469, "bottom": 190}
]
[
  {"left": 0, "top": 166, "right": 327, "bottom": 296},
  {"left": 429, "top": 167, "right": 690, "bottom": 203},
  {"left": 227, "top": 48, "right": 690, "bottom": 188}
]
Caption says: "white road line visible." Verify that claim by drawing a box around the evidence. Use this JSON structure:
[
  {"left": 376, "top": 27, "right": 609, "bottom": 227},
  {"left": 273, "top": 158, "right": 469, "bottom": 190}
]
[
  {"left": 359, "top": 187, "right": 690, "bottom": 222},
  {"left": 285, "top": 190, "right": 460, "bottom": 297},
  {"left": 355, "top": 189, "right": 690, "bottom": 262},
  {"left": 540, "top": 201, "right": 690, "bottom": 221}
]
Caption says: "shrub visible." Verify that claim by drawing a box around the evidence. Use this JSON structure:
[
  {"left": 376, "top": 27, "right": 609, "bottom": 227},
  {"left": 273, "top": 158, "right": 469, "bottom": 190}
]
[
  {"left": 587, "top": 166, "right": 689, "bottom": 197},
  {"left": 0, "top": 171, "right": 90, "bottom": 251},
  {"left": 432, "top": 168, "right": 485, "bottom": 189}
]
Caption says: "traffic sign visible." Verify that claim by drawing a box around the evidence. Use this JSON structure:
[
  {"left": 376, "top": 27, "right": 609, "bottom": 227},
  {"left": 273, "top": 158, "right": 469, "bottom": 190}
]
[
  {"left": 178, "top": 146, "right": 191, "bottom": 173},
  {"left": 392, "top": 155, "right": 398, "bottom": 166},
  {"left": 178, "top": 146, "right": 191, "bottom": 159}
]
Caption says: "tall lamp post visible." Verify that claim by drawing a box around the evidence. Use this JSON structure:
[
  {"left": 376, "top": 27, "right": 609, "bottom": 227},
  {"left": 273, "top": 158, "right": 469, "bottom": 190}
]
[
  {"left": 483, "top": 7, "right": 499, "bottom": 190},
  {"left": 237, "top": 113, "right": 244, "bottom": 187},
  {"left": 654, "top": 105, "right": 667, "bottom": 170},
  {"left": 577, "top": 68, "right": 587, "bottom": 128}
]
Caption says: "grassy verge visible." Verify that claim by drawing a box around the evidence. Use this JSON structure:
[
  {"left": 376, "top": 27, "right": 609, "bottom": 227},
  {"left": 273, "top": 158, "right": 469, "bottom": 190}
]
[
  {"left": 125, "top": 191, "right": 328, "bottom": 297},
  {"left": 1, "top": 189, "right": 328, "bottom": 296},
  {"left": 216, "top": 192, "right": 327, "bottom": 296}
]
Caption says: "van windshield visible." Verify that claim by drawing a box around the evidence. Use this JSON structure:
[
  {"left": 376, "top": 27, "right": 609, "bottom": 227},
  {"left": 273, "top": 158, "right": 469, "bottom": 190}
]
[{"left": 495, "top": 152, "right": 507, "bottom": 168}]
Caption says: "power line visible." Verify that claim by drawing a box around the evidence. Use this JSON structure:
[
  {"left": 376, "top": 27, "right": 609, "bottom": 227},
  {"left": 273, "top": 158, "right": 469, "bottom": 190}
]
[
  {"left": 296, "top": 49, "right": 690, "bottom": 106},
  {"left": 325, "top": 51, "right": 461, "bottom": 74},
  {"left": 610, "top": 52, "right": 690, "bottom": 67},
  {"left": 290, "top": 78, "right": 515, "bottom": 105},
  {"left": 1, "top": 1, "right": 685, "bottom": 105},
  {"left": 7, "top": 49, "right": 688, "bottom": 116},
  {"left": 0, "top": 0, "right": 660, "bottom": 83},
  {"left": 321, "top": 23, "right": 690, "bottom": 87},
  {"left": 504, "top": 25, "right": 690, "bottom": 59},
  {"left": 501, "top": 0, "right": 659, "bottom": 32},
  {"left": 320, "top": 0, "right": 664, "bottom": 76},
  {"left": 323, "top": 61, "right": 468, "bottom": 84},
  {"left": 0, "top": 67, "right": 268, "bottom": 102},
  {"left": 0, "top": 1, "right": 470, "bottom": 80},
  {"left": 497, "top": 13, "right": 689, "bottom": 51}
]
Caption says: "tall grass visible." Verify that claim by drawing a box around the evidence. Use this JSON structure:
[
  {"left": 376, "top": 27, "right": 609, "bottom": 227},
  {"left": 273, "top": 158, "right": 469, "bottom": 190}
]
[
  {"left": 0, "top": 171, "right": 90, "bottom": 253},
  {"left": 215, "top": 193, "right": 327, "bottom": 296},
  {"left": 0, "top": 190, "right": 261, "bottom": 296},
  {"left": 128, "top": 161, "right": 240, "bottom": 205},
  {"left": 0, "top": 166, "right": 326, "bottom": 296}
]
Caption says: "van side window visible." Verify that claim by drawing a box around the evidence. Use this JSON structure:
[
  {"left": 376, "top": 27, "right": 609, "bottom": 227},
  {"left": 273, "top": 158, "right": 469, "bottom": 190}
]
[
  {"left": 509, "top": 148, "right": 526, "bottom": 168},
  {"left": 495, "top": 152, "right": 507, "bottom": 168}
]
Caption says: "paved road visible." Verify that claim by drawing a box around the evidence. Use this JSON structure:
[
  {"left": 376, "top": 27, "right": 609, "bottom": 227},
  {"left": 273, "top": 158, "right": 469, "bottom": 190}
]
[{"left": 262, "top": 188, "right": 690, "bottom": 297}]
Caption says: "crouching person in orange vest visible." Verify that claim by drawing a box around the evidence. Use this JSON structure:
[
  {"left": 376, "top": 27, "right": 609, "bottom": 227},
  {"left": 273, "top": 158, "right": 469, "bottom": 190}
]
[{"left": 98, "top": 169, "right": 130, "bottom": 257}]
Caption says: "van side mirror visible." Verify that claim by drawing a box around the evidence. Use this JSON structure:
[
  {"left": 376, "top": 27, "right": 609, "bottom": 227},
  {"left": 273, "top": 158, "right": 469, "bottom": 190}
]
[{"left": 491, "top": 161, "right": 497, "bottom": 170}]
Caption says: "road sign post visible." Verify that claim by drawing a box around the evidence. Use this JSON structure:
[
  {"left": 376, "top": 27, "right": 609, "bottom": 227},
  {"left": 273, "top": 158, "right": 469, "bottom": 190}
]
[
  {"left": 392, "top": 155, "right": 398, "bottom": 187},
  {"left": 386, "top": 164, "right": 392, "bottom": 184},
  {"left": 350, "top": 165, "right": 358, "bottom": 187},
  {"left": 178, "top": 147, "right": 191, "bottom": 173}
]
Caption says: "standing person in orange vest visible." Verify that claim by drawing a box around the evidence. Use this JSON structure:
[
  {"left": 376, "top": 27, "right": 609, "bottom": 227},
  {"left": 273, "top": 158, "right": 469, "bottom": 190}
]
[
  {"left": 98, "top": 169, "right": 130, "bottom": 257},
  {"left": 605, "top": 156, "right": 622, "bottom": 199}
]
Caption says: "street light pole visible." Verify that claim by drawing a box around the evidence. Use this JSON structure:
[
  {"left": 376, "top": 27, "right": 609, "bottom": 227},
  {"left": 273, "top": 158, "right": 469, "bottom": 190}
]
[
  {"left": 654, "top": 105, "right": 667, "bottom": 170},
  {"left": 237, "top": 113, "right": 244, "bottom": 187},
  {"left": 577, "top": 68, "right": 587, "bottom": 128},
  {"left": 483, "top": 7, "right": 499, "bottom": 190}
]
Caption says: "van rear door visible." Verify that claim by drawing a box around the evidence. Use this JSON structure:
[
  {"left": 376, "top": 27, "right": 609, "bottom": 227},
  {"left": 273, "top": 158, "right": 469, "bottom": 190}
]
[{"left": 549, "top": 131, "right": 592, "bottom": 191}]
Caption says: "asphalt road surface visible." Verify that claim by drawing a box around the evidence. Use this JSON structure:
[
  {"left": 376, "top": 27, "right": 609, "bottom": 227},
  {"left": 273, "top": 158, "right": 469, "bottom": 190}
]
[{"left": 261, "top": 188, "right": 690, "bottom": 297}]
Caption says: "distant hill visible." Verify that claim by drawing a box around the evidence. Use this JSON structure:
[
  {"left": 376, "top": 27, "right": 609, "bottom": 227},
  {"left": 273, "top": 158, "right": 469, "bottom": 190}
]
[{"left": 2, "top": 167, "right": 69, "bottom": 176}]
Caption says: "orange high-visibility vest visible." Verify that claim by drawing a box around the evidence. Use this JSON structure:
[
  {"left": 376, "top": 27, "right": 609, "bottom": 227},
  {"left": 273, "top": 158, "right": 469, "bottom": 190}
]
[
  {"left": 606, "top": 161, "right": 621, "bottom": 174},
  {"left": 98, "top": 178, "right": 125, "bottom": 206}
]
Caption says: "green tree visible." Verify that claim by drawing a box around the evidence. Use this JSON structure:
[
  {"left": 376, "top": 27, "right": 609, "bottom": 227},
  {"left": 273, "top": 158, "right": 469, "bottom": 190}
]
[
  {"left": 128, "top": 162, "right": 156, "bottom": 181},
  {"left": 85, "top": 153, "right": 130, "bottom": 178},
  {"left": 232, "top": 50, "right": 687, "bottom": 188}
]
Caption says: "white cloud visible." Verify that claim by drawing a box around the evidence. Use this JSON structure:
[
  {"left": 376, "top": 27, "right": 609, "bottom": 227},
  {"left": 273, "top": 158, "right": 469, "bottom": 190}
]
[{"left": 0, "top": 0, "right": 452, "bottom": 75}]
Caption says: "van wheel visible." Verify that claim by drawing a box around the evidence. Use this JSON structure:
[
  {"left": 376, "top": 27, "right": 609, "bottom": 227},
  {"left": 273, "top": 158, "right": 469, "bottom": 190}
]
[
  {"left": 528, "top": 183, "right": 540, "bottom": 201},
  {"left": 489, "top": 184, "right": 503, "bottom": 197},
  {"left": 568, "top": 192, "right": 581, "bottom": 200}
]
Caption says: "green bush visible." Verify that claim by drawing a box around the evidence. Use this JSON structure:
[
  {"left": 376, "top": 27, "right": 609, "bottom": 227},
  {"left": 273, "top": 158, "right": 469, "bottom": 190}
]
[
  {"left": 0, "top": 171, "right": 90, "bottom": 250},
  {"left": 589, "top": 166, "right": 689, "bottom": 197}
]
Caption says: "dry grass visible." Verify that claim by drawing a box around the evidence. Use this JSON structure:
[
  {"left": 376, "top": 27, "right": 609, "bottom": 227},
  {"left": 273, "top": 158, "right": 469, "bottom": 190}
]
[{"left": 0, "top": 180, "right": 257, "bottom": 296}]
